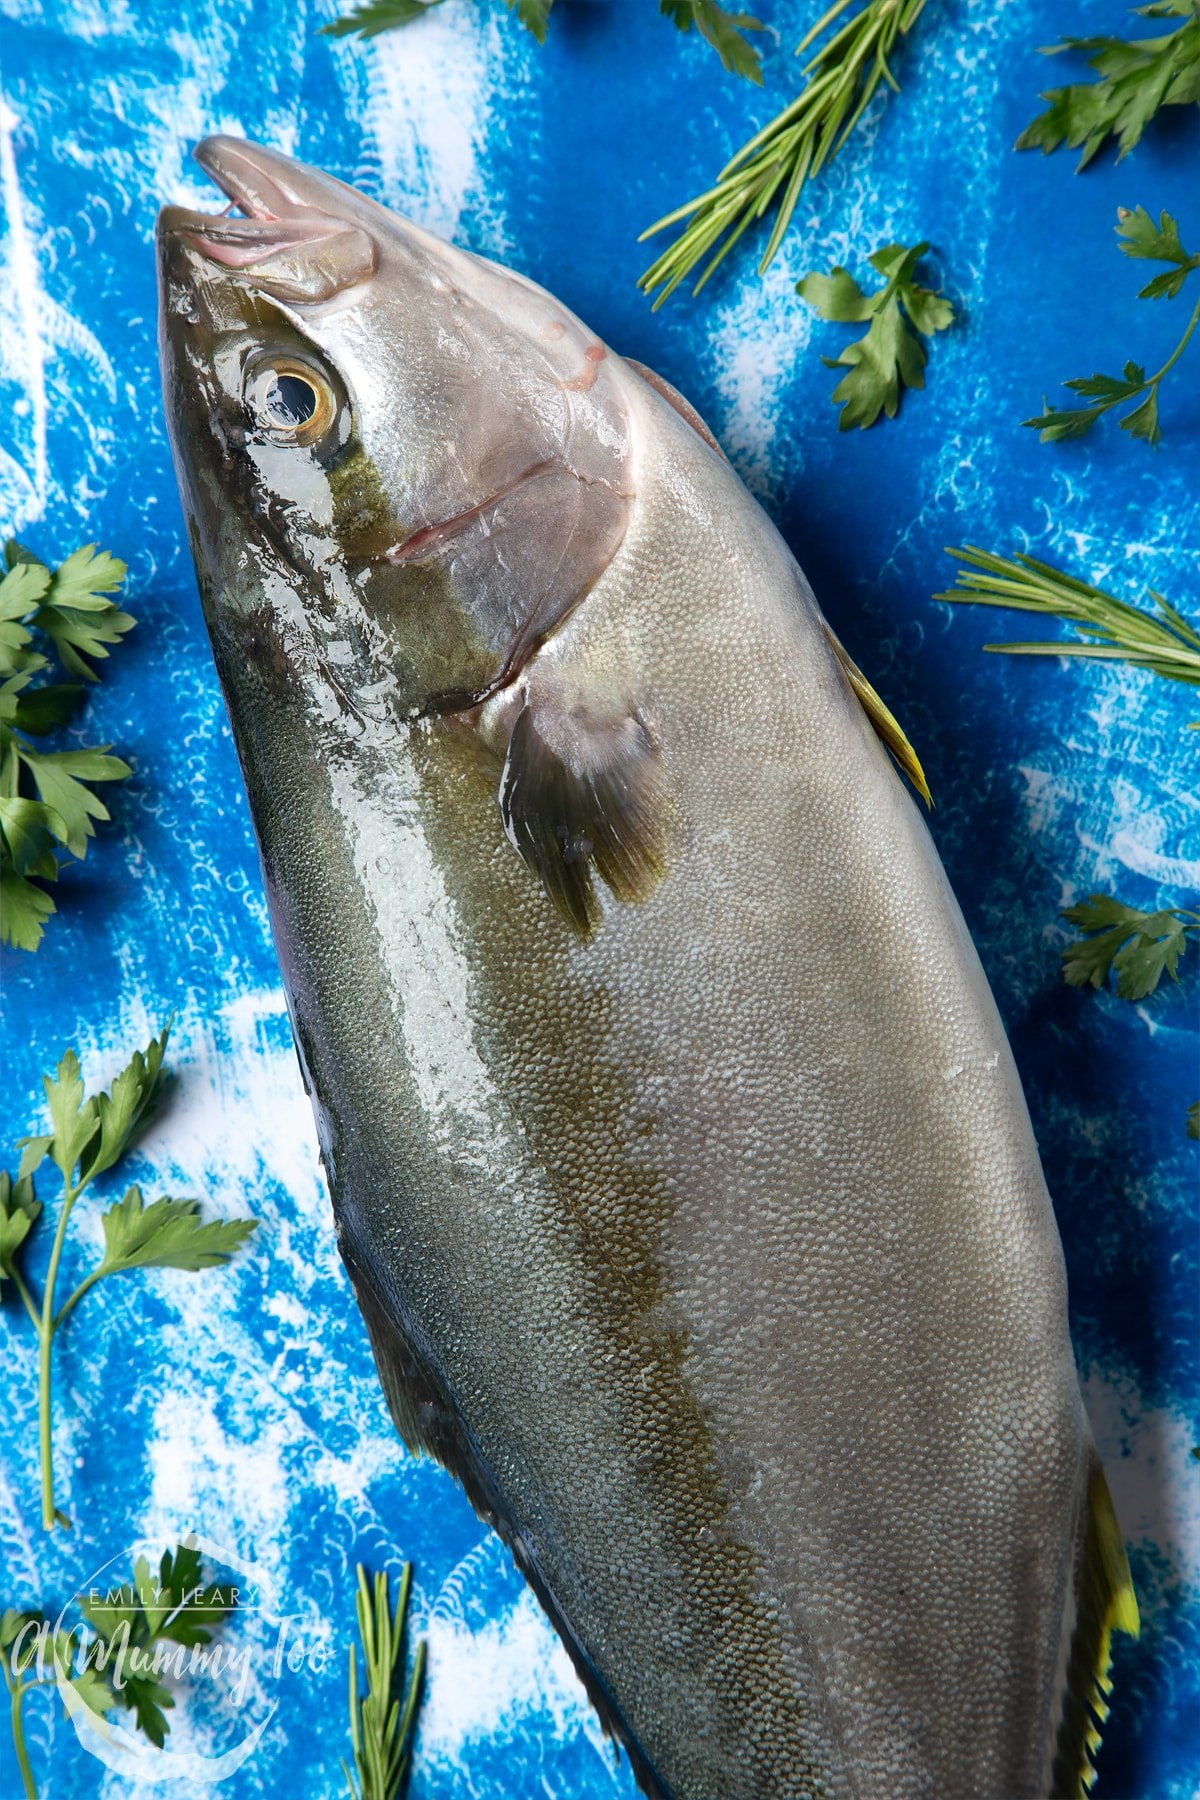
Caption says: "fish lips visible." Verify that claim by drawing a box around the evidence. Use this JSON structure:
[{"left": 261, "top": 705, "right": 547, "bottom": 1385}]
[{"left": 158, "top": 137, "right": 377, "bottom": 304}]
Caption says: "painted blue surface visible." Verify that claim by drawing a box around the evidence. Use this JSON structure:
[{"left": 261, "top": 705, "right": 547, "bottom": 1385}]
[{"left": 1, "top": 1, "right": 1197, "bottom": 1794}]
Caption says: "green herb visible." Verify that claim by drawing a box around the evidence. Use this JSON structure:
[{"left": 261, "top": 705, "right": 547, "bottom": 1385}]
[
  {"left": 1016, "top": 1, "right": 1200, "bottom": 168},
  {"left": 2, "top": 1609, "right": 109, "bottom": 1800},
  {"left": 661, "top": 1, "right": 765, "bottom": 82},
  {"left": 1023, "top": 207, "right": 1200, "bottom": 449},
  {"left": 937, "top": 547, "right": 1200, "bottom": 712},
  {"left": 2, "top": 1025, "right": 257, "bottom": 1531},
  {"left": 76, "top": 1541, "right": 240, "bottom": 1748},
  {"left": 4, "top": 1542, "right": 241, "bottom": 1800},
  {"left": 324, "top": 0, "right": 448, "bottom": 36},
  {"left": 1061, "top": 894, "right": 1199, "bottom": 1000},
  {"left": 325, "top": 0, "right": 553, "bottom": 42},
  {"left": 344, "top": 1564, "right": 426, "bottom": 1800},
  {"left": 639, "top": 0, "right": 930, "bottom": 307},
  {"left": 325, "top": 0, "right": 763, "bottom": 66},
  {"left": 796, "top": 240, "right": 955, "bottom": 429},
  {"left": 0, "top": 540, "right": 134, "bottom": 952},
  {"left": 1060, "top": 892, "right": 1199, "bottom": 1137}
]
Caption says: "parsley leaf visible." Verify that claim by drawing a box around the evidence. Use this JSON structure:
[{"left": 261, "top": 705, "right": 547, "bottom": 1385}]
[
  {"left": 81, "top": 1021, "right": 170, "bottom": 1182},
  {"left": 40, "top": 1049, "right": 100, "bottom": 1182},
  {"left": 1061, "top": 894, "right": 1199, "bottom": 1000},
  {"left": 660, "top": 1, "right": 764, "bottom": 83},
  {"left": 324, "top": 0, "right": 554, "bottom": 40},
  {"left": 322, "top": 0, "right": 447, "bottom": 36},
  {"left": 3, "top": 1542, "right": 244, "bottom": 1786},
  {"left": 1023, "top": 207, "right": 1200, "bottom": 450},
  {"left": 34, "top": 545, "right": 133, "bottom": 682},
  {"left": 1017, "top": 2, "right": 1200, "bottom": 168},
  {"left": 0, "top": 540, "right": 134, "bottom": 951},
  {"left": 80, "top": 1543, "right": 241, "bottom": 1746},
  {"left": 506, "top": 0, "right": 554, "bottom": 41},
  {"left": 0, "top": 1171, "right": 41, "bottom": 1293},
  {"left": 797, "top": 241, "right": 956, "bottom": 430},
  {"left": 96, "top": 1187, "right": 258, "bottom": 1275},
  {"left": 5, "top": 1028, "right": 257, "bottom": 1531},
  {"left": 0, "top": 561, "right": 50, "bottom": 666}
]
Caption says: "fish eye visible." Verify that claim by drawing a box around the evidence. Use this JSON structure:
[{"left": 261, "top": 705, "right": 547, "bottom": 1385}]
[{"left": 243, "top": 355, "right": 336, "bottom": 446}]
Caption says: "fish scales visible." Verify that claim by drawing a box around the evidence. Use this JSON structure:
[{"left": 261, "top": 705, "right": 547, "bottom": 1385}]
[{"left": 158, "top": 136, "right": 1138, "bottom": 1800}]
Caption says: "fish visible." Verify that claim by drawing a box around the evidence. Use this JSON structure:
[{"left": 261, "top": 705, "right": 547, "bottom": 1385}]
[{"left": 157, "top": 136, "right": 1139, "bottom": 1800}]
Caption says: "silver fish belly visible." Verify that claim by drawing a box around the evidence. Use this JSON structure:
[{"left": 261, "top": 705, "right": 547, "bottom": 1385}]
[{"left": 157, "top": 136, "right": 1138, "bottom": 1800}]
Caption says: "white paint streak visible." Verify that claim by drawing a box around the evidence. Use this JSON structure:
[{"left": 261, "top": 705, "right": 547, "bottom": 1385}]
[
  {"left": 422, "top": 1560, "right": 599, "bottom": 1762},
  {"left": 1085, "top": 1367, "right": 1200, "bottom": 1602},
  {"left": 327, "top": 0, "right": 495, "bottom": 243},
  {"left": 0, "top": 94, "right": 48, "bottom": 525}
]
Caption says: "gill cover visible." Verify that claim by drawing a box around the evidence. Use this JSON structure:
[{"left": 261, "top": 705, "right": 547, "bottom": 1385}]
[{"left": 161, "top": 136, "right": 636, "bottom": 719}]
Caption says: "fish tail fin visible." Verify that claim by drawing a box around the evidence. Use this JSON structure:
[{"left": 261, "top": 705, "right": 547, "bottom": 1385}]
[
  {"left": 821, "top": 625, "right": 933, "bottom": 808},
  {"left": 1050, "top": 1460, "right": 1140, "bottom": 1798}
]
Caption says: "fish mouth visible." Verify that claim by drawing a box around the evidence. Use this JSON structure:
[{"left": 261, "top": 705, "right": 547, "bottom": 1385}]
[{"left": 159, "top": 137, "right": 377, "bottom": 297}]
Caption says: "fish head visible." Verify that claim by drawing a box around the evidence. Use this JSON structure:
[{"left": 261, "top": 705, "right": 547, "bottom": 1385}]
[{"left": 157, "top": 136, "right": 634, "bottom": 733}]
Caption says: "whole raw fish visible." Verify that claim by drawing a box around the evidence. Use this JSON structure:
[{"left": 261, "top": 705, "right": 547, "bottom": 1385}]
[{"left": 157, "top": 137, "right": 1138, "bottom": 1800}]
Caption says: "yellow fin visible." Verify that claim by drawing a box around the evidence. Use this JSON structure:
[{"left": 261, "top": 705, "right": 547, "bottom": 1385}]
[
  {"left": 1051, "top": 1466, "right": 1140, "bottom": 1798},
  {"left": 822, "top": 625, "right": 932, "bottom": 808}
]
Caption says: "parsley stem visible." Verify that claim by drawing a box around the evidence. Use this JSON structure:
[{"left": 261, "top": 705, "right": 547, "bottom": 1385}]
[
  {"left": 5, "top": 1670, "right": 37, "bottom": 1800},
  {"left": 53, "top": 1269, "right": 105, "bottom": 1333},
  {"left": 38, "top": 1179, "right": 81, "bottom": 1532},
  {"left": 1149, "top": 292, "right": 1200, "bottom": 387},
  {"left": 9, "top": 1262, "right": 42, "bottom": 1334}
]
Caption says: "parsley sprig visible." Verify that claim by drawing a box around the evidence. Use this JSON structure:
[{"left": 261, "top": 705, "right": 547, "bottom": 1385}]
[
  {"left": 1060, "top": 892, "right": 1199, "bottom": 1135},
  {"left": 797, "top": 241, "right": 955, "bottom": 429},
  {"left": 325, "top": 0, "right": 763, "bottom": 67},
  {"left": 325, "top": 0, "right": 555, "bottom": 42},
  {"left": 2, "top": 1025, "right": 258, "bottom": 1531},
  {"left": 1062, "top": 894, "right": 1199, "bottom": 1001},
  {"left": 661, "top": 2, "right": 765, "bottom": 82},
  {"left": 1024, "top": 207, "right": 1200, "bottom": 449},
  {"left": 1017, "top": 1, "right": 1200, "bottom": 169},
  {"left": 323, "top": 0, "right": 447, "bottom": 33},
  {"left": 938, "top": 546, "right": 1200, "bottom": 711},
  {"left": 0, "top": 541, "right": 134, "bottom": 952},
  {"left": 344, "top": 1564, "right": 426, "bottom": 1800},
  {"left": 2, "top": 1609, "right": 109, "bottom": 1800},
  {"left": 639, "top": 0, "right": 931, "bottom": 307},
  {"left": 4, "top": 1542, "right": 241, "bottom": 1799}
]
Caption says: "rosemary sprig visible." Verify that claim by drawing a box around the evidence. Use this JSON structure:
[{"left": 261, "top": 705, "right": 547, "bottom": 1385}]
[
  {"left": 639, "top": 0, "right": 931, "bottom": 307},
  {"left": 937, "top": 547, "right": 1200, "bottom": 708},
  {"left": 344, "top": 1565, "right": 426, "bottom": 1800}
]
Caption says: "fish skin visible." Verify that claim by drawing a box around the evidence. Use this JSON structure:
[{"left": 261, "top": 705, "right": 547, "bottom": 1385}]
[{"left": 157, "top": 138, "right": 1135, "bottom": 1800}]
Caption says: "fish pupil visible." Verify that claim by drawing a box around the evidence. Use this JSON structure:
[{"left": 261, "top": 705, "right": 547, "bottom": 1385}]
[{"left": 266, "top": 373, "right": 318, "bottom": 427}]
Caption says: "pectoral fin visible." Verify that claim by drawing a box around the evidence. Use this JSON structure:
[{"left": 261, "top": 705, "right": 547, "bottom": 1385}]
[
  {"left": 823, "top": 624, "right": 932, "bottom": 808},
  {"left": 496, "top": 678, "right": 669, "bottom": 941}
]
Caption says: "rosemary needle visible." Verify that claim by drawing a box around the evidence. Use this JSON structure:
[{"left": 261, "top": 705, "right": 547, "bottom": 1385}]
[{"left": 639, "top": 0, "right": 931, "bottom": 307}]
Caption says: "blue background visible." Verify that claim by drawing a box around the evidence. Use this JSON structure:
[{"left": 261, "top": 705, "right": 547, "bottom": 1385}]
[{"left": 1, "top": 1, "right": 1197, "bottom": 1795}]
